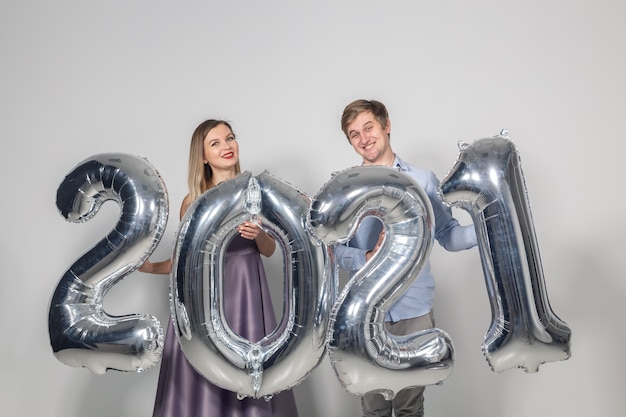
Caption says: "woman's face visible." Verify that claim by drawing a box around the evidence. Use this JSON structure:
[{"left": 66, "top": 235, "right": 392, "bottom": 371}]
[{"left": 203, "top": 123, "right": 239, "bottom": 171}]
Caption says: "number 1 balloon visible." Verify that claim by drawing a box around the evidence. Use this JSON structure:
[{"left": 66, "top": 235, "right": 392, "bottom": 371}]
[
  {"left": 49, "top": 153, "right": 169, "bottom": 374},
  {"left": 171, "top": 170, "right": 334, "bottom": 399},
  {"left": 308, "top": 166, "right": 455, "bottom": 399},
  {"left": 438, "top": 133, "right": 571, "bottom": 372}
]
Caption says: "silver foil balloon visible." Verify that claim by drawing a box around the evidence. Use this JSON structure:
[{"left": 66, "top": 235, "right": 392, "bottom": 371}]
[
  {"left": 171, "top": 170, "right": 334, "bottom": 399},
  {"left": 307, "top": 166, "right": 455, "bottom": 399},
  {"left": 439, "top": 134, "right": 571, "bottom": 372},
  {"left": 49, "top": 153, "right": 169, "bottom": 374}
]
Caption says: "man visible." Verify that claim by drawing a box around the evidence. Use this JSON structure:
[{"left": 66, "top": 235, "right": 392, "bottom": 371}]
[{"left": 334, "top": 99, "right": 477, "bottom": 417}]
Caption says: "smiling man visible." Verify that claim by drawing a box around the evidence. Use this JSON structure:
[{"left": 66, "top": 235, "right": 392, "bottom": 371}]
[{"left": 334, "top": 99, "right": 478, "bottom": 417}]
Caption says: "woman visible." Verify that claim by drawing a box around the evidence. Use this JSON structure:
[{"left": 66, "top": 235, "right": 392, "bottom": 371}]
[{"left": 141, "top": 119, "right": 299, "bottom": 417}]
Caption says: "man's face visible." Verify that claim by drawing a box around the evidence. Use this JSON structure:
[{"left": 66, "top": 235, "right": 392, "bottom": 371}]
[{"left": 346, "top": 111, "right": 393, "bottom": 165}]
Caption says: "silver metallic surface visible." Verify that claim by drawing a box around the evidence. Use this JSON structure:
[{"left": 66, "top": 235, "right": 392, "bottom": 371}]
[
  {"left": 172, "top": 171, "right": 334, "bottom": 399},
  {"left": 308, "top": 165, "right": 455, "bottom": 399},
  {"left": 49, "top": 153, "right": 169, "bottom": 374},
  {"left": 439, "top": 135, "right": 571, "bottom": 372}
]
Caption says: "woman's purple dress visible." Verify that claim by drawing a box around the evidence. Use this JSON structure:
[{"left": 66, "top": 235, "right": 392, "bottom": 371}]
[{"left": 152, "top": 236, "right": 299, "bottom": 417}]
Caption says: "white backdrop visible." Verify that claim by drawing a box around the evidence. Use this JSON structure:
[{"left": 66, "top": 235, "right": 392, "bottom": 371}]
[{"left": 2, "top": 1, "right": 625, "bottom": 416}]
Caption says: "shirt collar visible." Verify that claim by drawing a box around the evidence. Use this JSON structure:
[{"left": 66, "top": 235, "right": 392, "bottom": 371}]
[
  {"left": 393, "top": 154, "right": 408, "bottom": 171},
  {"left": 360, "top": 153, "right": 404, "bottom": 170}
]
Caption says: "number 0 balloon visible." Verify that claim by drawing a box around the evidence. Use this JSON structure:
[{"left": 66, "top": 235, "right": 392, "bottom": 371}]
[
  {"left": 49, "top": 153, "right": 169, "bottom": 374},
  {"left": 439, "top": 134, "right": 571, "bottom": 372},
  {"left": 171, "top": 171, "right": 334, "bottom": 399}
]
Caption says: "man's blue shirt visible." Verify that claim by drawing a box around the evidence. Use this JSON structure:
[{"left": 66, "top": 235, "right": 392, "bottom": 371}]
[{"left": 333, "top": 154, "right": 477, "bottom": 321}]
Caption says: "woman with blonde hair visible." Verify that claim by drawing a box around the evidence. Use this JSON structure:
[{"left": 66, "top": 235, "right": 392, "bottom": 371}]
[{"left": 141, "top": 119, "right": 299, "bottom": 417}]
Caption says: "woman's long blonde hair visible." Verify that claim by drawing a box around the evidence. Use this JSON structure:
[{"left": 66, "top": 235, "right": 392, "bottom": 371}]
[{"left": 187, "top": 119, "right": 241, "bottom": 203}]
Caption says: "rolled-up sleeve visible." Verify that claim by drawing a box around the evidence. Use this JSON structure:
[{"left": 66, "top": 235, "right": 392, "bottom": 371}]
[{"left": 412, "top": 168, "right": 478, "bottom": 252}]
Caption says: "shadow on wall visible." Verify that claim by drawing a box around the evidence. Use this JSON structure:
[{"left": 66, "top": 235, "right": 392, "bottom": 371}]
[
  {"left": 291, "top": 268, "right": 363, "bottom": 417},
  {"left": 75, "top": 367, "right": 160, "bottom": 417},
  {"left": 75, "top": 260, "right": 171, "bottom": 416}
]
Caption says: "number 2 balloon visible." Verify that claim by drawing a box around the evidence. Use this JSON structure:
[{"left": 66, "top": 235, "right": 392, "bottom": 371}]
[
  {"left": 49, "top": 153, "right": 169, "bottom": 374},
  {"left": 308, "top": 165, "right": 455, "bottom": 399}
]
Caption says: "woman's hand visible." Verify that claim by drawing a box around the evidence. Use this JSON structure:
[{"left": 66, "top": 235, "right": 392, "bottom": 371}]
[
  {"left": 139, "top": 260, "right": 155, "bottom": 273},
  {"left": 239, "top": 219, "right": 276, "bottom": 257},
  {"left": 238, "top": 221, "right": 262, "bottom": 240}
]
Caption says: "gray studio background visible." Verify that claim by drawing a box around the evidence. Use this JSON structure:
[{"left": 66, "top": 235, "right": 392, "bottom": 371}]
[{"left": 1, "top": 1, "right": 624, "bottom": 416}]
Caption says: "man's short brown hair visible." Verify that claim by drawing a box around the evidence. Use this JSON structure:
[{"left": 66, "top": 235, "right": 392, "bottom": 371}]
[{"left": 341, "top": 99, "right": 389, "bottom": 140}]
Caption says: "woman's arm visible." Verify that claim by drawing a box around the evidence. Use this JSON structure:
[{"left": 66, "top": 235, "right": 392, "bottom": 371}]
[
  {"left": 139, "top": 259, "right": 172, "bottom": 274},
  {"left": 179, "top": 194, "right": 192, "bottom": 220}
]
